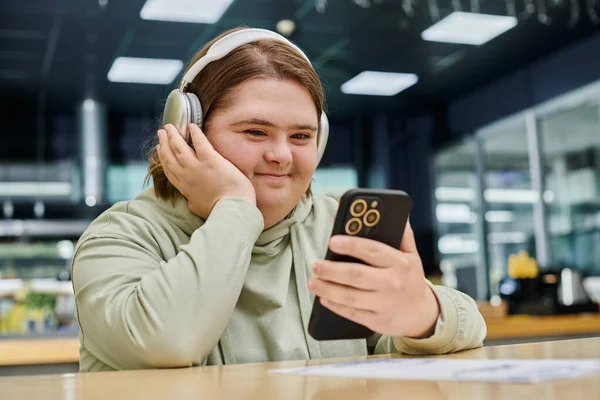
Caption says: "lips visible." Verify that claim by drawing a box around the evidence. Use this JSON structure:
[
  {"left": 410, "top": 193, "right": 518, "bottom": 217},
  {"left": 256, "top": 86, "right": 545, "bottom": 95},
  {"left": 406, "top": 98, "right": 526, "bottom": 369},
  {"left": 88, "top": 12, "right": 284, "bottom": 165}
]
[
  {"left": 259, "top": 174, "right": 288, "bottom": 177},
  {"left": 257, "top": 172, "right": 290, "bottom": 177},
  {"left": 256, "top": 173, "right": 290, "bottom": 182}
]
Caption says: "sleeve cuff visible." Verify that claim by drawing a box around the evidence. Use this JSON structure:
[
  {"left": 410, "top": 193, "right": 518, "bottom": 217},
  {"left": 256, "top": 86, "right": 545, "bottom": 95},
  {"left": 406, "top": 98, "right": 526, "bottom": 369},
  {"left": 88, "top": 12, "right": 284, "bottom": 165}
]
[{"left": 392, "top": 283, "right": 460, "bottom": 355}]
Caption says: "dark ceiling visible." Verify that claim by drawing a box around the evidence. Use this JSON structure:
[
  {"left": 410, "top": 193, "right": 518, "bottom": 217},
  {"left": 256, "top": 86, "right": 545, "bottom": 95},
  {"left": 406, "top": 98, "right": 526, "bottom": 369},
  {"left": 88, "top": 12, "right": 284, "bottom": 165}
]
[{"left": 1, "top": 0, "right": 600, "bottom": 162}]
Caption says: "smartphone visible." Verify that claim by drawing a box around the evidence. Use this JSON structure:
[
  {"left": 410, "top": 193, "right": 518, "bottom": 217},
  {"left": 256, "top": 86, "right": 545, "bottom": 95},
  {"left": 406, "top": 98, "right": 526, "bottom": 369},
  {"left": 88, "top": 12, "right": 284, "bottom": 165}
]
[{"left": 307, "top": 188, "right": 413, "bottom": 341}]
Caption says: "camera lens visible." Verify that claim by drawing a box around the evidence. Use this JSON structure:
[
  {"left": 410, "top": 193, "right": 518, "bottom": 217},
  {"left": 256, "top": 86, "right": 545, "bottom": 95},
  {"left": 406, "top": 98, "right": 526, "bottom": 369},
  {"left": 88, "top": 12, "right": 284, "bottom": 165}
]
[
  {"left": 350, "top": 199, "right": 367, "bottom": 217},
  {"left": 353, "top": 202, "right": 364, "bottom": 214},
  {"left": 345, "top": 218, "right": 362, "bottom": 235},
  {"left": 366, "top": 212, "right": 377, "bottom": 223},
  {"left": 363, "top": 210, "right": 380, "bottom": 227}
]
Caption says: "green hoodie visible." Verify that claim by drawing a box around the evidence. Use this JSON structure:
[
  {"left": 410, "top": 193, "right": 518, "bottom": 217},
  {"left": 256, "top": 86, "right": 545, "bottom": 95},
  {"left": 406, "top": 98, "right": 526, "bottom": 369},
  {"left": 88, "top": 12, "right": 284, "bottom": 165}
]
[{"left": 72, "top": 188, "right": 486, "bottom": 372}]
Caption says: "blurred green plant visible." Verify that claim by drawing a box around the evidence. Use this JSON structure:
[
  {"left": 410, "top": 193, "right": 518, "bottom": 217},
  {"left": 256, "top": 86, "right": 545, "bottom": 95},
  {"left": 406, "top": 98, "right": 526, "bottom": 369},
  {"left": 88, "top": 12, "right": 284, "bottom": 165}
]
[{"left": 23, "top": 291, "right": 57, "bottom": 310}]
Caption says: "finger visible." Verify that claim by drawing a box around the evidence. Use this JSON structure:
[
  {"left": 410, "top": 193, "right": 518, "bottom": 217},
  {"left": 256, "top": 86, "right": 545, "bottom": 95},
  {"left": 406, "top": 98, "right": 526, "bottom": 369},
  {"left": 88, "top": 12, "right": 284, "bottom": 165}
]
[
  {"left": 188, "top": 123, "right": 215, "bottom": 159},
  {"left": 157, "top": 148, "right": 180, "bottom": 184},
  {"left": 328, "top": 235, "right": 399, "bottom": 268},
  {"left": 319, "top": 298, "right": 377, "bottom": 329},
  {"left": 160, "top": 157, "right": 181, "bottom": 184},
  {"left": 157, "top": 134, "right": 182, "bottom": 183},
  {"left": 312, "top": 260, "right": 383, "bottom": 291},
  {"left": 158, "top": 130, "right": 183, "bottom": 170},
  {"left": 164, "top": 124, "right": 197, "bottom": 168},
  {"left": 400, "top": 220, "right": 418, "bottom": 255},
  {"left": 308, "top": 278, "right": 375, "bottom": 312}
]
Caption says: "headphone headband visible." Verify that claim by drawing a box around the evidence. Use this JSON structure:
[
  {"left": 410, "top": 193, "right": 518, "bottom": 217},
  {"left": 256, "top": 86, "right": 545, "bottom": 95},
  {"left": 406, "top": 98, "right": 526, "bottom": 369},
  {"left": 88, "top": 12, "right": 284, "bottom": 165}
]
[
  {"left": 182, "top": 28, "right": 311, "bottom": 85},
  {"left": 163, "top": 27, "right": 329, "bottom": 164}
]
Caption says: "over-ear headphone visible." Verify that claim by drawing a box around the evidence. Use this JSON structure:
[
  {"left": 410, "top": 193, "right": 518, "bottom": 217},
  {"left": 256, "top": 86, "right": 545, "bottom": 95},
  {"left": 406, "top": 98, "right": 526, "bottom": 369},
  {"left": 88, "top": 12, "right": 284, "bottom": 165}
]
[{"left": 162, "top": 28, "right": 329, "bottom": 164}]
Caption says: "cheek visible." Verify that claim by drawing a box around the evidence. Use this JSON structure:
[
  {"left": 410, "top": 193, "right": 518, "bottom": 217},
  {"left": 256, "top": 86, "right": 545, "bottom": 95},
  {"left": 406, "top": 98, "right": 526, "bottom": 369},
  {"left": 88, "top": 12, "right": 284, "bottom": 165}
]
[
  {"left": 294, "top": 146, "right": 318, "bottom": 176},
  {"left": 209, "top": 136, "right": 258, "bottom": 176}
]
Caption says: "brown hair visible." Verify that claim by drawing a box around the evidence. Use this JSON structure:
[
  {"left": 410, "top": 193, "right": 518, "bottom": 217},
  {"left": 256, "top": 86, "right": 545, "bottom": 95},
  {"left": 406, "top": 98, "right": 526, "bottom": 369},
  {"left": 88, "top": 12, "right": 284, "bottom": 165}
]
[{"left": 145, "top": 27, "right": 325, "bottom": 202}]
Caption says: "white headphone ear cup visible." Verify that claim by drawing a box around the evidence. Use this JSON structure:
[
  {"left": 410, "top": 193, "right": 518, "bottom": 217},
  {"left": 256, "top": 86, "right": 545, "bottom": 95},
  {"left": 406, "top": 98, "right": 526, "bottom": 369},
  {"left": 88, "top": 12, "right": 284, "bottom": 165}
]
[
  {"left": 163, "top": 89, "right": 191, "bottom": 140},
  {"left": 316, "top": 112, "right": 329, "bottom": 164},
  {"left": 186, "top": 93, "right": 203, "bottom": 127}
]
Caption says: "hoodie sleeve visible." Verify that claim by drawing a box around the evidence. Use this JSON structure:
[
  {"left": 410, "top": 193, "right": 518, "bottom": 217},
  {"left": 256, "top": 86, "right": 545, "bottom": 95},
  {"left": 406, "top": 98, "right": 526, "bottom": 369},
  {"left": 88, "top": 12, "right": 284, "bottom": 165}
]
[
  {"left": 373, "top": 282, "right": 487, "bottom": 355},
  {"left": 72, "top": 197, "right": 263, "bottom": 370}
]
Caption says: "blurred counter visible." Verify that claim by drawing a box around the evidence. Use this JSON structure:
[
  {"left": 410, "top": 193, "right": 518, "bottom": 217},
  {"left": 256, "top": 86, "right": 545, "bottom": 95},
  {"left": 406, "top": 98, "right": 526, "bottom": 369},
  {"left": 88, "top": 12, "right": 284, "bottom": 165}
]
[
  {"left": 0, "top": 337, "right": 79, "bottom": 366},
  {"left": 477, "top": 298, "right": 600, "bottom": 344},
  {"left": 0, "top": 336, "right": 79, "bottom": 376},
  {"left": 484, "top": 314, "right": 600, "bottom": 344}
]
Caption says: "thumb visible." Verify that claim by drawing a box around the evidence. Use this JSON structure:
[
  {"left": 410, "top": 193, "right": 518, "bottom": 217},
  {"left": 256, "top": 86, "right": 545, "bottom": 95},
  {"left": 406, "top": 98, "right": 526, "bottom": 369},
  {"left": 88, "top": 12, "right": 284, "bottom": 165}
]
[
  {"left": 400, "top": 219, "right": 418, "bottom": 255},
  {"left": 189, "top": 123, "right": 215, "bottom": 158}
]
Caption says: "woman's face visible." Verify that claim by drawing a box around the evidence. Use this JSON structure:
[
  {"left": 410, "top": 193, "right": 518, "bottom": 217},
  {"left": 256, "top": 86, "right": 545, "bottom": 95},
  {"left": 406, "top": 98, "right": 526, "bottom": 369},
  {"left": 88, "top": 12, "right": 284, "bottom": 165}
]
[{"left": 204, "top": 78, "right": 319, "bottom": 218}]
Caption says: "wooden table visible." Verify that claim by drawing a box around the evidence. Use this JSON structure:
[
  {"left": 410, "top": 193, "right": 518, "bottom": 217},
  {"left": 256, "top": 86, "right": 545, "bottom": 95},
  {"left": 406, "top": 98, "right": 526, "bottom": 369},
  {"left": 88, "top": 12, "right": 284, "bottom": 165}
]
[{"left": 1, "top": 337, "right": 599, "bottom": 399}]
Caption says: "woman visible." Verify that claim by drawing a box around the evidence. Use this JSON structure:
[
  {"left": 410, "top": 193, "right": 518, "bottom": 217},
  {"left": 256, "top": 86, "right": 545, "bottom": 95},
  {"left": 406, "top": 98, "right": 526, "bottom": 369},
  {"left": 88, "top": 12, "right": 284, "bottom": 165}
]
[{"left": 71, "top": 27, "right": 486, "bottom": 372}]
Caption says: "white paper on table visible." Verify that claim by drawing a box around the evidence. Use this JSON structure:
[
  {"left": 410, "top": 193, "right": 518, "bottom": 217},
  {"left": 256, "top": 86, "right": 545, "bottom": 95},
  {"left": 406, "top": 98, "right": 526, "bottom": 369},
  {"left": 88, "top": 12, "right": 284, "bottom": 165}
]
[{"left": 269, "top": 358, "right": 600, "bottom": 383}]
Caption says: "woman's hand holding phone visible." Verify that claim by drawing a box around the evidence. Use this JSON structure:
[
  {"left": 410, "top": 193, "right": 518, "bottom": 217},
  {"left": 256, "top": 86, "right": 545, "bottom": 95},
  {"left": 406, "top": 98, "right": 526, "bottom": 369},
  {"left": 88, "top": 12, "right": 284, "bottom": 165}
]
[
  {"left": 308, "top": 221, "right": 441, "bottom": 339},
  {"left": 157, "top": 123, "right": 256, "bottom": 219}
]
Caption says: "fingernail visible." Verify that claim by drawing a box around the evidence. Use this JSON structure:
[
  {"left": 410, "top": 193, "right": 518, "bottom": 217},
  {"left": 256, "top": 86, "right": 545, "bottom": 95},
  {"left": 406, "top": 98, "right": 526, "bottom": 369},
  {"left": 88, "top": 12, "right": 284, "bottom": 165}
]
[
  {"left": 312, "top": 263, "right": 320, "bottom": 274},
  {"left": 308, "top": 278, "right": 317, "bottom": 290}
]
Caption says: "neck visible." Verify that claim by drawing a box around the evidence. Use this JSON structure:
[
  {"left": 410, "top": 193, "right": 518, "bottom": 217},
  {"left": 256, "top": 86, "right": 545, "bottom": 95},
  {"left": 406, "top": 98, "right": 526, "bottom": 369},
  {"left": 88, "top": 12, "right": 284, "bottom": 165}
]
[
  {"left": 260, "top": 203, "right": 298, "bottom": 230},
  {"left": 262, "top": 209, "right": 290, "bottom": 230}
]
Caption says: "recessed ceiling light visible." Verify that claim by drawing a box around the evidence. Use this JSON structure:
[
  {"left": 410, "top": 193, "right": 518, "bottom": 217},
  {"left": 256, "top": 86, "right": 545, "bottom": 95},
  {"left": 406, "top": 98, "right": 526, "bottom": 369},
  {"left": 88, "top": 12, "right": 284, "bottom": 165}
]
[
  {"left": 341, "top": 71, "right": 418, "bottom": 96},
  {"left": 140, "top": 0, "right": 234, "bottom": 24},
  {"left": 422, "top": 11, "right": 518, "bottom": 45},
  {"left": 107, "top": 57, "right": 183, "bottom": 84},
  {"left": 276, "top": 19, "right": 296, "bottom": 37}
]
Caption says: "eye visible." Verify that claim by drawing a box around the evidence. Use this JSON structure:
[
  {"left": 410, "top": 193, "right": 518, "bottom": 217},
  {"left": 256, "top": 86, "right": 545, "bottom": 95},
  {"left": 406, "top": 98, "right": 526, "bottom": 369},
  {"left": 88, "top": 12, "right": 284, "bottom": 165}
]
[
  {"left": 291, "top": 133, "right": 311, "bottom": 140},
  {"left": 245, "top": 130, "right": 266, "bottom": 137}
]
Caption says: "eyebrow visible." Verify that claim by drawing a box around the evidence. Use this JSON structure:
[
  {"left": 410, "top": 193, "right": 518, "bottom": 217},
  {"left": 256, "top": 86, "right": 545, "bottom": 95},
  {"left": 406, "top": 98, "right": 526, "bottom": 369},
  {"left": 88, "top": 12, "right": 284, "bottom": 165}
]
[{"left": 231, "top": 118, "right": 318, "bottom": 132}]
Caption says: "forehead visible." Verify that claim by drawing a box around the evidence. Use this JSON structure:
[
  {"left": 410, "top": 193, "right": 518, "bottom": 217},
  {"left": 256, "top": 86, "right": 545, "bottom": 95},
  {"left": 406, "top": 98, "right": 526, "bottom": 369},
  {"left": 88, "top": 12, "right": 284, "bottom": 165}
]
[{"left": 220, "top": 78, "right": 319, "bottom": 123}]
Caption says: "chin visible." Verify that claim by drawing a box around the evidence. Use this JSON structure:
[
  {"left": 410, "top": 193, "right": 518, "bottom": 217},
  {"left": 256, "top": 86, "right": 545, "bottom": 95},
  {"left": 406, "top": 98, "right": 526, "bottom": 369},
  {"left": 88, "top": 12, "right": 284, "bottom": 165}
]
[
  {"left": 256, "top": 189, "right": 290, "bottom": 207},
  {"left": 255, "top": 187, "right": 303, "bottom": 212}
]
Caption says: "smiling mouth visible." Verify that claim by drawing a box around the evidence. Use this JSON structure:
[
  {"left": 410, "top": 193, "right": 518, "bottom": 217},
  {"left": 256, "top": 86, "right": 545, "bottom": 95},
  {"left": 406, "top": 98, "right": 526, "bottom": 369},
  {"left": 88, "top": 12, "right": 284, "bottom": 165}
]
[
  {"left": 260, "top": 174, "right": 287, "bottom": 177},
  {"left": 257, "top": 173, "right": 290, "bottom": 180}
]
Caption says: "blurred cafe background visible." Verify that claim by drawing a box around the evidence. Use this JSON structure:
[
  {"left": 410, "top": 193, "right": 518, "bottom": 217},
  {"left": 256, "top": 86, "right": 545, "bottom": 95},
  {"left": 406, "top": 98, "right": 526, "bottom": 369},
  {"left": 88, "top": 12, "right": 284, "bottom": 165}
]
[{"left": 0, "top": 0, "right": 599, "bottom": 374}]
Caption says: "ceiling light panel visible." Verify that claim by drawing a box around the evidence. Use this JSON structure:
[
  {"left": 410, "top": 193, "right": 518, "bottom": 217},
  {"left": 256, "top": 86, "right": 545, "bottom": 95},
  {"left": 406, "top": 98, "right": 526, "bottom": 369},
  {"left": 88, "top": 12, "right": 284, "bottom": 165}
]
[
  {"left": 341, "top": 71, "right": 419, "bottom": 96},
  {"left": 422, "top": 12, "right": 518, "bottom": 45},
  {"left": 140, "top": 0, "right": 234, "bottom": 24},
  {"left": 107, "top": 57, "right": 183, "bottom": 84}
]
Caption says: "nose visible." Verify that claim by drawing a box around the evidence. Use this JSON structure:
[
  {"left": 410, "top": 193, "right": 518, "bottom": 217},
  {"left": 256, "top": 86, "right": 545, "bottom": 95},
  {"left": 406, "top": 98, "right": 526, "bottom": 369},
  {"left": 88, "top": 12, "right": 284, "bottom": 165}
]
[{"left": 264, "top": 139, "right": 292, "bottom": 166}]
